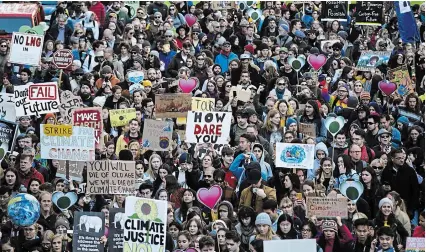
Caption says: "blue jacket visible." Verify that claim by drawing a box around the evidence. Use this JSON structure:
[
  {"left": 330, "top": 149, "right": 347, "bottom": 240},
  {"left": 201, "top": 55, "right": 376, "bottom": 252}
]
[
  {"left": 159, "top": 50, "right": 177, "bottom": 70},
  {"left": 215, "top": 52, "right": 238, "bottom": 73}
]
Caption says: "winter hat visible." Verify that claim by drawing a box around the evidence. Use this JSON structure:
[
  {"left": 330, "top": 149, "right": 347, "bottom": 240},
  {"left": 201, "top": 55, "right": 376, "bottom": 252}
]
[
  {"left": 337, "top": 31, "right": 348, "bottom": 40},
  {"left": 198, "top": 32, "right": 206, "bottom": 40},
  {"left": 244, "top": 44, "right": 255, "bottom": 54},
  {"left": 101, "top": 66, "right": 112, "bottom": 74},
  {"left": 131, "top": 45, "right": 141, "bottom": 54},
  {"left": 142, "top": 40, "right": 151, "bottom": 48},
  {"left": 133, "top": 56, "right": 144, "bottom": 66},
  {"left": 255, "top": 213, "right": 272, "bottom": 226},
  {"left": 309, "top": 47, "right": 320, "bottom": 54},
  {"left": 55, "top": 217, "right": 70, "bottom": 230},
  {"left": 150, "top": 50, "right": 159, "bottom": 58},
  {"left": 286, "top": 117, "right": 297, "bottom": 126},
  {"left": 397, "top": 116, "right": 409, "bottom": 125},
  {"left": 294, "top": 30, "right": 306, "bottom": 39},
  {"left": 322, "top": 220, "right": 338, "bottom": 233},
  {"left": 179, "top": 152, "right": 192, "bottom": 165},
  {"left": 360, "top": 91, "right": 371, "bottom": 100},
  {"left": 240, "top": 19, "right": 249, "bottom": 27},
  {"left": 280, "top": 23, "right": 289, "bottom": 32},
  {"left": 378, "top": 197, "right": 393, "bottom": 210},
  {"left": 93, "top": 96, "right": 106, "bottom": 107}
]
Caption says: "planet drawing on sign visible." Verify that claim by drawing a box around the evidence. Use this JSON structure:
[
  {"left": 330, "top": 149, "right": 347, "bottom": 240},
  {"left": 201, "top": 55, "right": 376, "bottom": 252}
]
[
  {"left": 7, "top": 193, "right": 40, "bottom": 227},
  {"left": 280, "top": 145, "right": 306, "bottom": 164}
]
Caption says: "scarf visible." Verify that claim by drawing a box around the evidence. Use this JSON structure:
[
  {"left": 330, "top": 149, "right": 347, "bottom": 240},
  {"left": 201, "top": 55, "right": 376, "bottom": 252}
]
[{"left": 240, "top": 224, "right": 255, "bottom": 246}]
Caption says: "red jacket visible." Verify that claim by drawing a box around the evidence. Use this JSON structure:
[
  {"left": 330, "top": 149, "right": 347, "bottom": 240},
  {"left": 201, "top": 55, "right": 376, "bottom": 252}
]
[
  {"left": 222, "top": 164, "right": 237, "bottom": 189},
  {"left": 90, "top": 2, "right": 106, "bottom": 28},
  {"left": 413, "top": 226, "right": 425, "bottom": 237},
  {"left": 344, "top": 145, "right": 375, "bottom": 163},
  {"left": 20, "top": 168, "right": 45, "bottom": 188}
]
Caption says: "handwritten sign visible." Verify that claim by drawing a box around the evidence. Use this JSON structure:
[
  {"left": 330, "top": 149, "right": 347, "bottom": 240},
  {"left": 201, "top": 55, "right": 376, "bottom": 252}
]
[
  {"left": 306, "top": 197, "right": 348, "bottom": 218},
  {"left": 73, "top": 212, "right": 105, "bottom": 252},
  {"left": 356, "top": 51, "right": 391, "bottom": 71},
  {"left": 299, "top": 123, "right": 316, "bottom": 137},
  {"left": 406, "top": 237, "right": 425, "bottom": 252},
  {"left": 388, "top": 65, "right": 414, "bottom": 96},
  {"left": 109, "top": 108, "right": 136, "bottom": 127},
  {"left": 155, "top": 93, "right": 192, "bottom": 118},
  {"left": 43, "top": 124, "right": 73, "bottom": 137},
  {"left": 73, "top": 107, "right": 103, "bottom": 148},
  {"left": 14, "top": 82, "right": 60, "bottom": 117},
  {"left": 186, "top": 111, "right": 232, "bottom": 144},
  {"left": 0, "top": 93, "right": 16, "bottom": 123},
  {"left": 321, "top": 1, "right": 348, "bottom": 21},
  {"left": 86, "top": 160, "right": 136, "bottom": 194},
  {"left": 141, "top": 119, "right": 173, "bottom": 151},
  {"left": 355, "top": 2, "right": 384, "bottom": 25},
  {"left": 59, "top": 90, "right": 83, "bottom": 124},
  {"left": 275, "top": 143, "right": 315, "bottom": 169},
  {"left": 177, "top": 97, "right": 215, "bottom": 124},
  {"left": 40, "top": 124, "right": 95, "bottom": 161},
  {"left": 56, "top": 160, "right": 84, "bottom": 182},
  {"left": 264, "top": 240, "right": 316, "bottom": 252},
  {"left": 10, "top": 32, "right": 44, "bottom": 66}
]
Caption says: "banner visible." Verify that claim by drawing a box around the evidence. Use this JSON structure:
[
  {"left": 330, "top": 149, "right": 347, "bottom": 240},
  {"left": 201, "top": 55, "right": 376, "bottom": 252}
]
[
  {"left": 299, "top": 123, "right": 316, "bottom": 137},
  {"left": 356, "top": 51, "right": 391, "bottom": 71},
  {"left": 108, "top": 208, "right": 125, "bottom": 252},
  {"left": 73, "top": 212, "right": 105, "bottom": 252},
  {"left": 395, "top": 1, "right": 420, "bottom": 43},
  {"left": 40, "top": 124, "right": 95, "bottom": 161},
  {"left": 155, "top": 93, "right": 192, "bottom": 118},
  {"left": 124, "top": 197, "right": 167, "bottom": 252},
  {"left": 86, "top": 160, "right": 136, "bottom": 194},
  {"left": 388, "top": 65, "right": 414, "bottom": 96},
  {"left": 0, "top": 119, "right": 18, "bottom": 161},
  {"left": 59, "top": 90, "right": 83, "bottom": 124},
  {"left": 0, "top": 94, "right": 16, "bottom": 123},
  {"left": 9, "top": 32, "right": 44, "bottom": 66},
  {"left": 14, "top": 82, "right": 60, "bottom": 117},
  {"left": 406, "top": 237, "right": 425, "bottom": 252},
  {"left": 306, "top": 197, "right": 348, "bottom": 218},
  {"left": 264, "top": 239, "right": 316, "bottom": 252},
  {"left": 321, "top": 1, "right": 348, "bottom": 21},
  {"left": 141, "top": 119, "right": 173, "bottom": 151},
  {"left": 355, "top": 2, "right": 384, "bottom": 25},
  {"left": 56, "top": 160, "right": 84, "bottom": 182},
  {"left": 186, "top": 111, "right": 232, "bottom": 144},
  {"left": 73, "top": 107, "right": 103, "bottom": 148},
  {"left": 109, "top": 108, "right": 136, "bottom": 127},
  {"left": 275, "top": 143, "right": 315, "bottom": 169},
  {"left": 177, "top": 97, "right": 216, "bottom": 124}
]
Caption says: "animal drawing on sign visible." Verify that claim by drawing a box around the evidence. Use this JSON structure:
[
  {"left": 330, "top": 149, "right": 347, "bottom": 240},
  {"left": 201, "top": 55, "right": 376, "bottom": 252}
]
[
  {"left": 113, "top": 212, "right": 125, "bottom": 229},
  {"left": 78, "top": 215, "right": 102, "bottom": 232}
]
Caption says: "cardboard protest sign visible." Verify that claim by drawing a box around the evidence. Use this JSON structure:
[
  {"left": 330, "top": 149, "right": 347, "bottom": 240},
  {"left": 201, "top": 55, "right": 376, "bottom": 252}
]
[
  {"left": 72, "top": 107, "right": 103, "bottom": 148},
  {"left": 388, "top": 65, "right": 414, "bottom": 96},
  {"left": 124, "top": 197, "right": 167, "bottom": 252},
  {"left": 264, "top": 239, "right": 316, "bottom": 252},
  {"left": 141, "top": 119, "right": 173, "bottom": 151},
  {"left": 59, "top": 90, "right": 83, "bottom": 124},
  {"left": 0, "top": 93, "right": 16, "bottom": 123},
  {"left": 306, "top": 197, "right": 348, "bottom": 218},
  {"left": 10, "top": 32, "right": 44, "bottom": 66},
  {"left": 356, "top": 51, "right": 391, "bottom": 71},
  {"left": 230, "top": 85, "right": 252, "bottom": 102},
  {"left": 73, "top": 212, "right": 105, "bottom": 252},
  {"left": 355, "top": 2, "right": 384, "bottom": 25},
  {"left": 320, "top": 40, "right": 340, "bottom": 55},
  {"left": 0, "top": 119, "right": 18, "bottom": 161},
  {"left": 56, "top": 160, "right": 84, "bottom": 182},
  {"left": 86, "top": 160, "right": 136, "bottom": 194},
  {"left": 321, "top": 1, "right": 348, "bottom": 21},
  {"left": 177, "top": 97, "right": 215, "bottom": 124},
  {"left": 109, "top": 108, "right": 136, "bottom": 127},
  {"left": 299, "top": 123, "right": 316, "bottom": 137},
  {"left": 108, "top": 208, "right": 125, "bottom": 252},
  {"left": 155, "top": 93, "right": 192, "bottom": 118},
  {"left": 406, "top": 237, "right": 425, "bottom": 252},
  {"left": 275, "top": 143, "right": 315, "bottom": 169},
  {"left": 40, "top": 124, "right": 95, "bottom": 161},
  {"left": 186, "top": 111, "right": 232, "bottom": 144},
  {"left": 14, "top": 82, "right": 60, "bottom": 117}
]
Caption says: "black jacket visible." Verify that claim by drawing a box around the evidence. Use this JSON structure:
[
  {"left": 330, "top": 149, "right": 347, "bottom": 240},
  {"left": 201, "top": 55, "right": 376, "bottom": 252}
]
[
  {"left": 166, "top": 52, "right": 187, "bottom": 78},
  {"left": 45, "top": 25, "right": 73, "bottom": 45}
]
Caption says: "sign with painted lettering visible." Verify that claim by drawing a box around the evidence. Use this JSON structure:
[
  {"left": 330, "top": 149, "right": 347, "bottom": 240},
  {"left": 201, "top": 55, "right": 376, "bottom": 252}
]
[
  {"left": 321, "top": 1, "right": 348, "bottom": 21},
  {"left": 185, "top": 111, "right": 232, "bottom": 144},
  {"left": 0, "top": 94, "right": 16, "bottom": 123},
  {"left": 355, "top": 2, "right": 384, "bottom": 25},
  {"left": 141, "top": 119, "right": 173, "bottom": 151},
  {"left": 306, "top": 197, "right": 348, "bottom": 218},
  {"left": 109, "top": 108, "right": 137, "bottom": 127},
  {"left": 52, "top": 49, "right": 74, "bottom": 69},
  {"left": 14, "top": 82, "right": 60, "bottom": 117},
  {"left": 59, "top": 91, "right": 83, "bottom": 124},
  {"left": 406, "top": 237, "right": 425, "bottom": 252},
  {"left": 73, "top": 107, "right": 103, "bottom": 148},
  {"left": 10, "top": 32, "right": 44, "bottom": 66}
]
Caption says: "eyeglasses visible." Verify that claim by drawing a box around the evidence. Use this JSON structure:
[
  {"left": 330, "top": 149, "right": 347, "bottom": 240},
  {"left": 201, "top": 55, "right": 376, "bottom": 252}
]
[
  {"left": 193, "top": 32, "right": 199, "bottom": 35},
  {"left": 334, "top": 48, "right": 340, "bottom": 51},
  {"left": 381, "top": 135, "right": 391, "bottom": 139},
  {"left": 132, "top": 52, "right": 138, "bottom": 54},
  {"left": 277, "top": 82, "right": 285, "bottom": 86},
  {"left": 372, "top": 166, "right": 383, "bottom": 170}
]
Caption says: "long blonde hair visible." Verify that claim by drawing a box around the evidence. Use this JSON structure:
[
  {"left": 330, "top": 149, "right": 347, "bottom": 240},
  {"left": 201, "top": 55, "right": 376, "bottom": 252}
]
[
  {"left": 146, "top": 154, "right": 162, "bottom": 180},
  {"left": 255, "top": 225, "right": 275, "bottom": 241}
]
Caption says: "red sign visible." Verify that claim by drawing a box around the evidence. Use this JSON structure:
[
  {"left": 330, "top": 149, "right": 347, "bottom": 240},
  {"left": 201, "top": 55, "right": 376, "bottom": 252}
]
[
  {"left": 52, "top": 49, "right": 73, "bottom": 69},
  {"left": 72, "top": 107, "right": 103, "bottom": 148}
]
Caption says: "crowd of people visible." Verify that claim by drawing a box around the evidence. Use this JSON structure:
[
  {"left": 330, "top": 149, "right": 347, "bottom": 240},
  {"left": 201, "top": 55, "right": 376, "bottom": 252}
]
[{"left": 0, "top": 1, "right": 424, "bottom": 252}]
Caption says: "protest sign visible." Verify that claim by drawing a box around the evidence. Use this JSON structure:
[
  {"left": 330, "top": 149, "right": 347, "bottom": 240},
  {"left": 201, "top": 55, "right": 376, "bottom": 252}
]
[
  {"left": 355, "top": 2, "right": 384, "bottom": 25},
  {"left": 86, "top": 160, "right": 136, "bottom": 194},
  {"left": 109, "top": 208, "right": 125, "bottom": 252},
  {"left": 275, "top": 143, "right": 315, "bottom": 169},
  {"left": 264, "top": 239, "right": 316, "bottom": 252},
  {"left": 321, "top": 1, "right": 348, "bottom": 21},
  {"left": 299, "top": 123, "right": 316, "bottom": 137},
  {"left": 14, "top": 82, "right": 60, "bottom": 117},
  {"left": 388, "top": 65, "right": 414, "bottom": 96},
  {"left": 40, "top": 124, "right": 95, "bottom": 161},
  {"left": 306, "top": 197, "right": 348, "bottom": 218},
  {"left": 177, "top": 97, "right": 215, "bottom": 124},
  {"left": 0, "top": 93, "right": 16, "bottom": 123},
  {"left": 356, "top": 51, "right": 391, "bottom": 71},
  {"left": 0, "top": 119, "right": 18, "bottom": 161},
  {"left": 141, "top": 119, "right": 173, "bottom": 151},
  {"left": 52, "top": 49, "right": 73, "bottom": 69},
  {"left": 9, "top": 32, "right": 44, "bottom": 66},
  {"left": 73, "top": 212, "right": 105, "bottom": 252},
  {"left": 56, "top": 160, "right": 84, "bottom": 182},
  {"left": 230, "top": 85, "right": 252, "bottom": 102},
  {"left": 73, "top": 107, "right": 103, "bottom": 148},
  {"left": 124, "top": 197, "right": 167, "bottom": 252},
  {"left": 320, "top": 40, "right": 340, "bottom": 55},
  {"left": 406, "top": 237, "right": 425, "bottom": 252},
  {"left": 186, "top": 111, "right": 232, "bottom": 144},
  {"left": 155, "top": 93, "right": 192, "bottom": 118},
  {"left": 59, "top": 90, "right": 83, "bottom": 124},
  {"left": 109, "top": 108, "right": 136, "bottom": 127}
]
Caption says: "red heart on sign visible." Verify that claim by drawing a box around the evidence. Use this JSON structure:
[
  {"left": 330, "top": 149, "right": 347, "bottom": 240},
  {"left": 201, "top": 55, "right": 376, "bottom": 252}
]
[
  {"left": 178, "top": 78, "right": 198, "bottom": 93},
  {"left": 196, "top": 185, "right": 223, "bottom": 209},
  {"left": 378, "top": 80, "right": 397, "bottom": 96},
  {"left": 307, "top": 54, "right": 327, "bottom": 70},
  {"left": 185, "top": 14, "right": 197, "bottom": 27}
]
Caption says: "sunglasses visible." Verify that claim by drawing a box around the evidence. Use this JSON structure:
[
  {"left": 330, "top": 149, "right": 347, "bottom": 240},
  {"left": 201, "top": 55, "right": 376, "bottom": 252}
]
[
  {"left": 0, "top": 44, "right": 7, "bottom": 48},
  {"left": 154, "top": 16, "right": 162, "bottom": 19}
]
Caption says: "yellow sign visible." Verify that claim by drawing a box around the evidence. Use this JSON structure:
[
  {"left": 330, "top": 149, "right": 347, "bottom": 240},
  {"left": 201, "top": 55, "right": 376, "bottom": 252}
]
[
  {"left": 177, "top": 97, "right": 216, "bottom": 124},
  {"left": 43, "top": 124, "right": 73, "bottom": 137},
  {"left": 109, "top": 108, "right": 137, "bottom": 127}
]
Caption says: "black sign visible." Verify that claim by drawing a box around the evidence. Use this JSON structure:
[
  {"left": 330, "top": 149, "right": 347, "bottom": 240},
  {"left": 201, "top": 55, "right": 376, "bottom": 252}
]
[
  {"left": 355, "top": 2, "right": 384, "bottom": 24},
  {"left": 72, "top": 212, "right": 105, "bottom": 252},
  {"left": 321, "top": 1, "right": 348, "bottom": 21},
  {"left": 108, "top": 208, "right": 125, "bottom": 252}
]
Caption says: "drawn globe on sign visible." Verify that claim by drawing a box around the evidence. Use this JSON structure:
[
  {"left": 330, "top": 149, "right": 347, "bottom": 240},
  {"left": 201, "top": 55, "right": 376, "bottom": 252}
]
[
  {"left": 280, "top": 145, "right": 306, "bottom": 164},
  {"left": 132, "top": 199, "right": 158, "bottom": 221},
  {"left": 7, "top": 193, "right": 40, "bottom": 227}
]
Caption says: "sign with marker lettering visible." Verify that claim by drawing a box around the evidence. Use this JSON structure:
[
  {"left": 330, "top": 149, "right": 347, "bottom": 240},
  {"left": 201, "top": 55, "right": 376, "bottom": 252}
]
[
  {"left": 185, "top": 111, "right": 232, "bottom": 144},
  {"left": 141, "top": 119, "right": 173, "bottom": 151},
  {"left": 14, "top": 82, "right": 60, "bottom": 117},
  {"left": 40, "top": 124, "right": 95, "bottom": 161},
  {"left": 355, "top": 2, "right": 384, "bottom": 25},
  {"left": 406, "top": 237, "right": 425, "bottom": 252},
  {"left": 306, "top": 197, "right": 348, "bottom": 218},
  {"left": 73, "top": 107, "right": 103, "bottom": 148},
  {"left": 9, "top": 32, "right": 44, "bottom": 66},
  {"left": 321, "top": 1, "right": 348, "bottom": 21},
  {"left": 59, "top": 91, "right": 83, "bottom": 124},
  {"left": 0, "top": 94, "right": 16, "bottom": 123}
]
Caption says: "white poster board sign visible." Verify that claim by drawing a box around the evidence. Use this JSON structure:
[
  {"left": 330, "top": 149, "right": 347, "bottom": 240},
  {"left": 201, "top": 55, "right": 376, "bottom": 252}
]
[
  {"left": 10, "top": 32, "right": 44, "bottom": 66},
  {"left": 264, "top": 239, "right": 316, "bottom": 252}
]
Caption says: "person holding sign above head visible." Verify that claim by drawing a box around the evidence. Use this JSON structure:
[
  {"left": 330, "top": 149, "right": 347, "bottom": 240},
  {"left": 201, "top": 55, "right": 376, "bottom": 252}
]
[{"left": 317, "top": 217, "right": 353, "bottom": 252}]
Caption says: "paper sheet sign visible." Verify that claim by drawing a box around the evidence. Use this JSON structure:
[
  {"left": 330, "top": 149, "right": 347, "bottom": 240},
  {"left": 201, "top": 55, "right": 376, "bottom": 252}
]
[
  {"left": 275, "top": 143, "right": 315, "bottom": 169},
  {"left": 264, "top": 239, "right": 316, "bottom": 252},
  {"left": 0, "top": 93, "right": 16, "bottom": 123},
  {"left": 14, "top": 82, "right": 60, "bottom": 117},
  {"left": 306, "top": 197, "right": 348, "bottom": 218},
  {"left": 406, "top": 237, "right": 425, "bottom": 252},
  {"left": 109, "top": 108, "right": 136, "bottom": 127},
  {"left": 299, "top": 123, "right": 316, "bottom": 137},
  {"left": 230, "top": 85, "right": 252, "bottom": 102},
  {"left": 141, "top": 119, "right": 173, "bottom": 151},
  {"left": 10, "top": 32, "right": 44, "bottom": 66},
  {"left": 177, "top": 97, "right": 215, "bottom": 124},
  {"left": 185, "top": 111, "right": 232, "bottom": 144}
]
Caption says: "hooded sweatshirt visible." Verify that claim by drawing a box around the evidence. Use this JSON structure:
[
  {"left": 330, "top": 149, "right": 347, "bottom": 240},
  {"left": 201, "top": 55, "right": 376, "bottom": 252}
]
[
  {"left": 82, "top": 11, "right": 99, "bottom": 40},
  {"left": 308, "top": 142, "right": 329, "bottom": 180},
  {"left": 252, "top": 143, "right": 273, "bottom": 181}
]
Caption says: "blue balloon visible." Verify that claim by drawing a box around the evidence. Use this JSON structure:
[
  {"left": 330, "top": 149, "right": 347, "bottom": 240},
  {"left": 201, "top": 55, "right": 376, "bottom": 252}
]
[{"left": 7, "top": 193, "right": 40, "bottom": 227}]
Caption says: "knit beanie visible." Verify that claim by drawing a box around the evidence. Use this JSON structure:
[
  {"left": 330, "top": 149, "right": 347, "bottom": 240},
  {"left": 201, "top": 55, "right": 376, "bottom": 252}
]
[
  {"left": 378, "top": 198, "right": 393, "bottom": 210},
  {"left": 286, "top": 117, "right": 297, "bottom": 126},
  {"left": 322, "top": 220, "right": 338, "bottom": 233},
  {"left": 255, "top": 213, "right": 272, "bottom": 226},
  {"left": 55, "top": 217, "right": 70, "bottom": 230},
  {"left": 360, "top": 91, "right": 371, "bottom": 100},
  {"left": 244, "top": 44, "right": 255, "bottom": 55},
  {"left": 133, "top": 56, "right": 144, "bottom": 66},
  {"left": 397, "top": 116, "right": 409, "bottom": 125}
]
